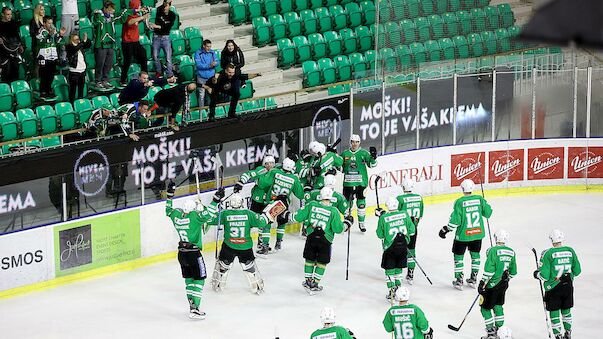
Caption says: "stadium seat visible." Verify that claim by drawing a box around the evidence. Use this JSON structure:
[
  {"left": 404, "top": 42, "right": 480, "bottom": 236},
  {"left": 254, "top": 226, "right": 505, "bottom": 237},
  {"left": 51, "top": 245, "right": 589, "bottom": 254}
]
[
  {"left": 308, "top": 33, "right": 327, "bottom": 60},
  {"left": 55, "top": 102, "right": 77, "bottom": 131},
  {"left": 385, "top": 22, "right": 401, "bottom": 47},
  {"left": 299, "top": 10, "right": 318, "bottom": 36},
  {"left": 467, "top": 33, "right": 484, "bottom": 57},
  {"left": 78, "top": 17, "right": 93, "bottom": 40},
  {"left": 19, "top": 25, "right": 32, "bottom": 53},
  {"left": 453, "top": 35, "right": 470, "bottom": 59},
  {"left": 481, "top": 30, "right": 497, "bottom": 55},
  {"left": 170, "top": 30, "right": 186, "bottom": 56},
  {"left": 470, "top": 8, "right": 487, "bottom": 32},
  {"left": 345, "top": 2, "right": 363, "bottom": 28},
  {"left": 41, "top": 136, "right": 61, "bottom": 148},
  {"left": 360, "top": 1, "right": 375, "bottom": 25},
  {"left": 406, "top": 0, "right": 420, "bottom": 18},
  {"left": 139, "top": 35, "right": 152, "bottom": 60},
  {"left": 184, "top": 27, "right": 203, "bottom": 54},
  {"left": 348, "top": 52, "right": 368, "bottom": 78},
  {"left": 302, "top": 61, "right": 321, "bottom": 87},
  {"left": 378, "top": 0, "right": 390, "bottom": 22},
  {"left": 442, "top": 12, "right": 459, "bottom": 37},
  {"left": 409, "top": 42, "right": 427, "bottom": 65},
  {"left": 0, "top": 83, "right": 14, "bottom": 111},
  {"left": 414, "top": 17, "right": 431, "bottom": 42},
  {"left": 390, "top": 0, "right": 406, "bottom": 20},
  {"left": 245, "top": 0, "right": 263, "bottom": 20},
  {"left": 461, "top": 0, "right": 476, "bottom": 10},
  {"left": 284, "top": 12, "right": 303, "bottom": 38},
  {"left": 52, "top": 75, "right": 69, "bottom": 102},
  {"left": 435, "top": 0, "right": 448, "bottom": 14},
  {"left": 252, "top": 17, "right": 271, "bottom": 47},
  {"left": 339, "top": 28, "right": 358, "bottom": 55},
  {"left": 84, "top": 49, "right": 95, "bottom": 69},
  {"left": 10, "top": 81, "right": 31, "bottom": 110},
  {"left": 293, "top": 36, "right": 312, "bottom": 63},
  {"left": 355, "top": 26, "right": 373, "bottom": 52},
  {"left": 240, "top": 80, "right": 254, "bottom": 99},
  {"left": 315, "top": 7, "right": 333, "bottom": 33},
  {"left": 295, "top": 0, "right": 309, "bottom": 11},
  {"left": 476, "top": 0, "right": 490, "bottom": 8},
  {"left": 333, "top": 55, "right": 352, "bottom": 81},
  {"left": 439, "top": 38, "right": 456, "bottom": 60},
  {"left": 498, "top": 4, "right": 514, "bottom": 27},
  {"left": 317, "top": 58, "right": 336, "bottom": 85},
  {"left": 448, "top": 0, "right": 461, "bottom": 12},
  {"left": 484, "top": 6, "right": 500, "bottom": 30},
  {"left": 429, "top": 14, "right": 444, "bottom": 40},
  {"left": 0, "top": 112, "right": 18, "bottom": 141},
  {"left": 35, "top": 105, "right": 58, "bottom": 134},
  {"left": 457, "top": 10, "right": 472, "bottom": 35},
  {"left": 73, "top": 99, "right": 93, "bottom": 125},
  {"left": 330, "top": 5, "right": 347, "bottom": 30},
  {"left": 145, "top": 87, "right": 160, "bottom": 101},
  {"left": 175, "top": 55, "right": 195, "bottom": 82},
  {"left": 14, "top": 1, "right": 33, "bottom": 25},
  {"left": 400, "top": 19, "right": 417, "bottom": 44},
  {"left": 395, "top": 45, "right": 412, "bottom": 68},
  {"left": 280, "top": 0, "right": 293, "bottom": 13},
  {"left": 364, "top": 49, "right": 376, "bottom": 71},
  {"left": 277, "top": 38, "right": 296, "bottom": 68},
  {"left": 309, "top": 0, "right": 322, "bottom": 10},
  {"left": 424, "top": 40, "right": 442, "bottom": 62},
  {"left": 228, "top": 0, "right": 247, "bottom": 25},
  {"left": 264, "top": 0, "right": 279, "bottom": 16},
  {"left": 324, "top": 31, "right": 343, "bottom": 58},
  {"left": 15, "top": 108, "right": 38, "bottom": 138},
  {"left": 495, "top": 28, "right": 511, "bottom": 53},
  {"left": 269, "top": 14, "right": 288, "bottom": 41},
  {"left": 379, "top": 47, "right": 397, "bottom": 73},
  {"left": 92, "top": 95, "right": 111, "bottom": 110},
  {"left": 421, "top": 0, "right": 435, "bottom": 16}
]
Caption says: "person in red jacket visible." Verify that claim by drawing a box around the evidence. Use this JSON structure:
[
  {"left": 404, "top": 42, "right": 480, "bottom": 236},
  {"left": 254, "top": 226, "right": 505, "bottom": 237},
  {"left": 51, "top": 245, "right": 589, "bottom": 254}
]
[{"left": 120, "top": 0, "right": 149, "bottom": 87}]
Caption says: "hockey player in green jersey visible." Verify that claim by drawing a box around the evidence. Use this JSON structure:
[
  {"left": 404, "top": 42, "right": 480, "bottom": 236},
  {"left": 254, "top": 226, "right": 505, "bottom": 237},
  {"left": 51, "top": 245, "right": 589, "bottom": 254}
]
[
  {"left": 303, "top": 174, "right": 349, "bottom": 219},
  {"left": 310, "top": 307, "right": 356, "bottom": 339},
  {"left": 209, "top": 193, "right": 270, "bottom": 294},
  {"left": 478, "top": 229, "right": 517, "bottom": 339},
  {"left": 165, "top": 182, "right": 223, "bottom": 319},
  {"left": 287, "top": 187, "right": 349, "bottom": 295},
  {"left": 257, "top": 157, "right": 304, "bottom": 253},
  {"left": 396, "top": 178, "right": 424, "bottom": 284},
  {"left": 383, "top": 287, "right": 434, "bottom": 339},
  {"left": 533, "top": 229, "right": 582, "bottom": 339},
  {"left": 376, "top": 197, "right": 416, "bottom": 301},
  {"left": 439, "top": 179, "right": 493, "bottom": 290},
  {"left": 342, "top": 134, "right": 377, "bottom": 232},
  {"left": 308, "top": 142, "right": 344, "bottom": 190}
]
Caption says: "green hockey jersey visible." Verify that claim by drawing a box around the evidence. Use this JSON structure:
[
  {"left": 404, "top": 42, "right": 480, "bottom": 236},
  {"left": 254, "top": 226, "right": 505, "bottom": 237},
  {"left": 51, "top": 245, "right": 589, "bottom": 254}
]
[
  {"left": 538, "top": 246, "right": 582, "bottom": 291},
  {"left": 92, "top": 9, "right": 131, "bottom": 48},
  {"left": 310, "top": 325, "right": 354, "bottom": 339},
  {"left": 310, "top": 152, "right": 343, "bottom": 188},
  {"left": 383, "top": 304, "right": 431, "bottom": 338},
  {"left": 209, "top": 209, "right": 268, "bottom": 250},
  {"left": 165, "top": 199, "right": 218, "bottom": 248},
  {"left": 397, "top": 193, "right": 424, "bottom": 224},
  {"left": 258, "top": 168, "right": 304, "bottom": 203},
  {"left": 304, "top": 189, "right": 349, "bottom": 215},
  {"left": 291, "top": 200, "right": 344, "bottom": 243},
  {"left": 341, "top": 148, "right": 376, "bottom": 187},
  {"left": 296, "top": 157, "right": 313, "bottom": 187},
  {"left": 481, "top": 245, "right": 517, "bottom": 288},
  {"left": 447, "top": 195, "right": 493, "bottom": 242},
  {"left": 376, "top": 210, "right": 416, "bottom": 250},
  {"left": 238, "top": 165, "right": 271, "bottom": 204}
]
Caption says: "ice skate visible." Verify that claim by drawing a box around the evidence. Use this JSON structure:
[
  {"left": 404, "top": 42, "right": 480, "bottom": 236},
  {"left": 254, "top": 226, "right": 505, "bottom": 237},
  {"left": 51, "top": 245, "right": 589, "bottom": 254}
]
[
  {"left": 453, "top": 274, "right": 464, "bottom": 291},
  {"left": 564, "top": 330, "right": 572, "bottom": 339},
  {"left": 406, "top": 269, "right": 414, "bottom": 285},
  {"left": 189, "top": 308, "right": 206, "bottom": 320},
  {"left": 386, "top": 287, "right": 397, "bottom": 302},
  {"left": 256, "top": 243, "right": 271, "bottom": 258},
  {"left": 302, "top": 278, "right": 316, "bottom": 296},
  {"left": 309, "top": 280, "right": 323, "bottom": 293},
  {"left": 358, "top": 222, "right": 366, "bottom": 233},
  {"left": 274, "top": 239, "right": 282, "bottom": 251},
  {"left": 466, "top": 271, "right": 478, "bottom": 288}
]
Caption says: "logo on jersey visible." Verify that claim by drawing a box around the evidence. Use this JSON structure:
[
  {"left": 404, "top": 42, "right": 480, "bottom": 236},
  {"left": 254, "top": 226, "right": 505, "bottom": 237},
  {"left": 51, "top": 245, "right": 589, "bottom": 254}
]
[
  {"left": 488, "top": 149, "right": 524, "bottom": 183},
  {"left": 450, "top": 152, "right": 485, "bottom": 186},
  {"left": 528, "top": 148, "right": 564, "bottom": 180},
  {"left": 567, "top": 147, "right": 603, "bottom": 178},
  {"left": 73, "top": 149, "right": 110, "bottom": 197}
]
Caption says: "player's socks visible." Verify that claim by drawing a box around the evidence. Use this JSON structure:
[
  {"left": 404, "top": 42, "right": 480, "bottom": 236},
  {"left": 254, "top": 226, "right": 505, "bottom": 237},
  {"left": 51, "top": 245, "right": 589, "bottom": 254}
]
[
  {"left": 276, "top": 224, "right": 285, "bottom": 242},
  {"left": 550, "top": 310, "right": 563, "bottom": 335},
  {"left": 385, "top": 269, "right": 397, "bottom": 289},
  {"left": 454, "top": 254, "right": 464, "bottom": 279},
  {"left": 493, "top": 305, "right": 504, "bottom": 328},
  {"left": 313, "top": 263, "right": 326, "bottom": 284},
  {"left": 304, "top": 261, "right": 314, "bottom": 280},
  {"left": 393, "top": 268, "right": 403, "bottom": 286},
  {"left": 481, "top": 307, "right": 495, "bottom": 329},
  {"left": 260, "top": 223, "right": 271, "bottom": 248},
  {"left": 407, "top": 249, "right": 416, "bottom": 270},
  {"left": 185, "top": 278, "right": 204, "bottom": 309},
  {"left": 470, "top": 251, "right": 481, "bottom": 277},
  {"left": 561, "top": 308, "right": 572, "bottom": 332}
]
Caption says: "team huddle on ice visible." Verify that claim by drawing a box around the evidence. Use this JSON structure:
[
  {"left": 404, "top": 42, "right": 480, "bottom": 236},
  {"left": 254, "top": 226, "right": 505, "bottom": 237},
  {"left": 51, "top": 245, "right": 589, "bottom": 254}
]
[{"left": 163, "top": 134, "right": 582, "bottom": 339}]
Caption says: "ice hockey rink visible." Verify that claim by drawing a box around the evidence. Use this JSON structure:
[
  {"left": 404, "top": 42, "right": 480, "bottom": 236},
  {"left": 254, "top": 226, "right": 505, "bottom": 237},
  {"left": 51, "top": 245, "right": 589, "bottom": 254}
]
[{"left": 1, "top": 192, "right": 601, "bottom": 339}]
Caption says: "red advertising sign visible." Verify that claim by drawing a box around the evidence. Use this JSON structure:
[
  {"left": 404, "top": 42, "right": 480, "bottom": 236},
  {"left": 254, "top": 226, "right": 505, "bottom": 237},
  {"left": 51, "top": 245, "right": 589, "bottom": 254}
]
[
  {"left": 451, "top": 152, "right": 486, "bottom": 186},
  {"left": 527, "top": 147, "right": 564, "bottom": 180},
  {"left": 567, "top": 147, "right": 603, "bottom": 178},
  {"left": 488, "top": 149, "right": 524, "bottom": 183}
]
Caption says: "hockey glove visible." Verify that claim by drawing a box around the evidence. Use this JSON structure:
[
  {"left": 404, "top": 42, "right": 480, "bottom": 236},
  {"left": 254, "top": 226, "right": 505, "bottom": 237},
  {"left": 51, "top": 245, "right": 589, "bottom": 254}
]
[
  {"left": 375, "top": 208, "right": 385, "bottom": 217},
  {"left": 438, "top": 226, "right": 451, "bottom": 239},
  {"left": 560, "top": 272, "right": 572, "bottom": 284},
  {"left": 326, "top": 144, "right": 336, "bottom": 153},
  {"left": 304, "top": 184, "right": 313, "bottom": 192},
  {"left": 345, "top": 214, "right": 354, "bottom": 225},
  {"left": 166, "top": 181, "right": 176, "bottom": 198},
  {"left": 233, "top": 182, "right": 243, "bottom": 193},
  {"left": 502, "top": 270, "right": 510, "bottom": 282},
  {"left": 533, "top": 270, "right": 541, "bottom": 280},
  {"left": 213, "top": 187, "right": 225, "bottom": 203},
  {"left": 276, "top": 194, "right": 288, "bottom": 204},
  {"left": 478, "top": 280, "right": 486, "bottom": 295},
  {"left": 326, "top": 167, "right": 337, "bottom": 175},
  {"left": 287, "top": 150, "right": 299, "bottom": 162},
  {"left": 301, "top": 150, "right": 312, "bottom": 162},
  {"left": 411, "top": 216, "right": 419, "bottom": 226},
  {"left": 311, "top": 165, "right": 321, "bottom": 177},
  {"left": 343, "top": 218, "right": 353, "bottom": 232},
  {"left": 369, "top": 146, "right": 378, "bottom": 159},
  {"left": 424, "top": 328, "right": 433, "bottom": 339}
]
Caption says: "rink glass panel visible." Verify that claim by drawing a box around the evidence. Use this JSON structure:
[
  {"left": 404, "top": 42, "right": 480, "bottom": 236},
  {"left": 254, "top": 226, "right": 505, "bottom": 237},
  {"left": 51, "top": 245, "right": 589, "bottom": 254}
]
[
  {"left": 494, "top": 70, "right": 533, "bottom": 141},
  {"left": 535, "top": 69, "right": 574, "bottom": 138},
  {"left": 590, "top": 68, "right": 603, "bottom": 137},
  {"left": 383, "top": 81, "right": 417, "bottom": 154},
  {"left": 576, "top": 69, "right": 588, "bottom": 137},
  {"left": 455, "top": 73, "right": 493, "bottom": 145},
  {"left": 418, "top": 77, "right": 454, "bottom": 148}
]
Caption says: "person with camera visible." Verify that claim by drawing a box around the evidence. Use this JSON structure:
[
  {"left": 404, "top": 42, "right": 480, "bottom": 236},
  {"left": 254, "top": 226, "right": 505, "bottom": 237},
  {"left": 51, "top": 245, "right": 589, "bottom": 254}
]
[
  {"left": 120, "top": 0, "right": 150, "bottom": 87},
  {"left": 0, "top": 7, "right": 23, "bottom": 83},
  {"left": 36, "top": 16, "right": 67, "bottom": 100}
]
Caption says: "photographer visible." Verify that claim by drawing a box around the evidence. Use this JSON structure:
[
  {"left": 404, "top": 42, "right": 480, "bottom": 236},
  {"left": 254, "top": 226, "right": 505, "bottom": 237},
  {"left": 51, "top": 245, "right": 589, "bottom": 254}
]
[
  {"left": 0, "top": 7, "right": 23, "bottom": 83},
  {"left": 120, "top": 0, "right": 150, "bottom": 87},
  {"left": 36, "top": 16, "right": 67, "bottom": 100}
]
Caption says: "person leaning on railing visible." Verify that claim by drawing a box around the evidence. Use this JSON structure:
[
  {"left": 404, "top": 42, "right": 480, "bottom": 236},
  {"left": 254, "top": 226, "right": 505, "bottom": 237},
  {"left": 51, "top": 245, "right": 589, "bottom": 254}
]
[{"left": 82, "top": 103, "right": 140, "bottom": 141}]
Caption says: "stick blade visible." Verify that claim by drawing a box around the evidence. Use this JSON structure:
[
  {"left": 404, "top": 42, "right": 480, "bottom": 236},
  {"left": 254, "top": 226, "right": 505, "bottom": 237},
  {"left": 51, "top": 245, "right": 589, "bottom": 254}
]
[{"left": 447, "top": 324, "right": 460, "bottom": 331}]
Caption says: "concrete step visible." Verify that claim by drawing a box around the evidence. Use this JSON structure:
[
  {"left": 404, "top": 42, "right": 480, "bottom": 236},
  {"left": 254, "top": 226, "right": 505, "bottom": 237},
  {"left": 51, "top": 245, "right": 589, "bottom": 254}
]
[
  {"left": 244, "top": 56, "right": 277, "bottom": 73},
  {"left": 211, "top": 35, "right": 253, "bottom": 50},
  {"left": 240, "top": 46, "right": 258, "bottom": 62},
  {"left": 234, "top": 24, "right": 254, "bottom": 36},
  {"left": 210, "top": 2, "right": 230, "bottom": 15},
  {"left": 250, "top": 69, "right": 283, "bottom": 85},
  {"left": 254, "top": 78, "right": 302, "bottom": 98},
  {"left": 513, "top": 5, "right": 533, "bottom": 19},
  {"left": 282, "top": 67, "right": 303, "bottom": 79},
  {"left": 490, "top": 0, "right": 521, "bottom": 5},
  {"left": 172, "top": 0, "right": 208, "bottom": 9},
  {"left": 181, "top": 13, "right": 229, "bottom": 30},
  {"left": 178, "top": 5, "right": 211, "bottom": 20}
]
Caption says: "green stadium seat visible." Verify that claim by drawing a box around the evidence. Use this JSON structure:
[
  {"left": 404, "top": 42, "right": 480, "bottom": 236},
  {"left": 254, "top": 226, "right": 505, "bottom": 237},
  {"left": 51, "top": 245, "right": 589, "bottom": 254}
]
[
  {"left": 345, "top": 2, "right": 363, "bottom": 28},
  {"left": 315, "top": 7, "right": 333, "bottom": 33},
  {"left": 498, "top": 4, "right": 514, "bottom": 28},
  {"left": 0, "top": 112, "right": 18, "bottom": 141},
  {"left": 467, "top": 32, "right": 484, "bottom": 57},
  {"left": 421, "top": 0, "right": 435, "bottom": 16},
  {"left": 169, "top": 30, "right": 186, "bottom": 56},
  {"left": 277, "top": 38, "right": 296, "bottom": 68},
  {"left": 339, "top": 28, "right": 358, "bottom": 55},
  {"left": 240, "top": 80, "right": 254, "bottom": 99},
  {"left": 252, "top": 17, "right": 271, "bottom": 47},
  {"left": 324, "top": 0, "right": 338, "bottom": 6},
  {"left": 480, "top": 56, "right": 495, "bottom": 70},
  {"left": 457, "top": 10, "right": 472, "bottom": 35},
  {"left": 84, "top": 49, "right": 95, "bottom": 69},
  {"left": 378, "top": 0, "right": 390, "bottom": 22},
  {"left": 264, "top": 0, "right": 279, "bottom": 16},
  {"left": 484, "top": 6, "right": 500, "bottom": 30},
  {"left": 35, "top": 105, "right": 58, "bottom": 135},
  {"left": 379, "top": 47, "right": 397, "bottom": 72},
  {"left": 269, "top": 14, "right": 288, "bottom": 41},
  {"left": 424, "top": 40, "right": 442, "bottom": 62},
  {"left": 284, "top": 12, "right": 303, "bottom": 38},
  {"left": 295, "top": 0, "right": 309, "bottom": 11},
  {"left": 293, "top": 35, "right": 312, "bottom": 63},
  {"left": 395, "top": 45, "right": 412, "bottom": 68},
  {"left": 414, "top": 17, "right": 431, "bottom": 42},
  {"left": 317, "top": 58, "right": 336, "bottom": 85},
  {"left": 330, "top": 5, "right": 347, "bottom": 30},
  {"left": 281, "top": 0, "right": 293, "bottom": 13},
  {"left": 184, "top": 27, "right": 203, "bottom": 54},
  {"left": 470, "top": 8, "right": 487, "bottom": 32},
  {"left": 0, "top": 83, "right": 14, "bottom": 111},
  {"left": 300, "top": 9, "right": 318, "bottom": 35},
  {"left": 19, "top": 25, "right": 32, "bottom": 53},
  {"left": 15, "top": 1, "right": 33, "bottom": 25},
  {"left": 348, "top": 52, "right": 368, "bottom": 78},
  {"left": 355, "top": 25, "right": 372, "bottom": 52},
  {"left": 92, "top": 95, "right": 111, "bottom": 109},
  {"left": 409, "top": 42, "right": 426, "bottom": 65},
  {"left": 400, "top": 19, "right": 417, "bottom": 44},
  {"left": 461, "top": 0, "right": 476, "bottom": 10},
  {"left": 476, "top": 0, "right": 490, "bottom": 8},
  {"left": 15, "top": 108, "right": 38, "bottom": 138},
  {"left": 214, "top": 49, "right": 223, "bottom": 73},
  {"left": 453, "top": 35, "right": 470, "bottom": 59},
  {"left": 308, "top": 33, "right": 327, "bottom": 60},
  {"left": 406, "top": 0, "right": 420, "bottom": 18},
  {"left": 429, "top": 14, "right": 444, "bottom": 39},
  {"left": 439, "top": 38, "right": 455, "bottom": 60},
  {"left": 495, "top": 28, "right": 511, "bottom": 53},
  {"left": 73, "top": 99, "right": 93, "bottom": 125},
  {"left": 214, "top": 106, "right": 227, "bottom": 119},
  {"left": 245, "top": 0, "right": 263, "bottom": 20},
  {"left": 52, "top": 75, "right": 69, "bottom": 102},
  {"left": 55, "top": 102, "right": 77, "bottom": 131},
  {"left": 41, "top": 136, "right": 61, "bottom": 148},
  {"left": 145, "top": 87, "right": 160, "bottom": 101},
  {"left": 10, "top": 81, "right": 31, "bottom": 110},
  {"left": 360, "top": 1, "right": 375, "bottom": 25},
  {"left": 302, "top": 61, "right": 321, "bottom": 87},
  {"left": 385, "top": 22, "right": 402, "bottom": 47},
  {"left": 507, "top": 25, "right": 522, "bottom": 49},
  {"left": 442, "top": 12, "right": 459, "bottom": 37},
  {"left": 328, "top": 84, "right": 350, "bottom": 96},
  {"left": 448, "top": 0, "right": 461, "bottom": 12},
  {"left": 481, "top": 30, "right": 497, "bottom": 55},
  {"left": 324, "top": 31, "right": 343, "bottom": 58},
  {"left": 175, "top": 55, "right": 195, "bottom": 82},
  {"left": 266, "top": 97, "right": 277, "bottom": 108},
  {"left": 139, "top": 35, "right": 152, "bottom": 60},
  {"left": 309, "top": 0, "right": 322, "bottom": 10},
  {"left": 229, "top": 0, "right": 247, "bottom": 25},
  {"left": 334, "top": 55, "right": 352, "bottom": 81},
  {"left": 391, "top": 0, "right": 406, "bottom": 20},
  {"left": 109, "top": 93, "right": 120, "bottom": 107},
  {"left": 435, "top": 0, "right": 448, "bottom": 14},
  {"left": 364, "top": 49, "right": 376, "bottom": 71},
  {"left": 78, "top": 17, "right": 93, "bottom": 40}
]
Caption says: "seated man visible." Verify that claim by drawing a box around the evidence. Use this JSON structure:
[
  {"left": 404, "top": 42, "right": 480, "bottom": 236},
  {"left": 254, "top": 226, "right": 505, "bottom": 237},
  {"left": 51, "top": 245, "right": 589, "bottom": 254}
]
[
  {"left": 116, "top": 99, "right": 160, "bottom": 130},
  {"left": 83, "top": 103, "right": 139, "bottom": 140},
  {"left": 118, "top": 71, "right": 176, "bottom": 105}
]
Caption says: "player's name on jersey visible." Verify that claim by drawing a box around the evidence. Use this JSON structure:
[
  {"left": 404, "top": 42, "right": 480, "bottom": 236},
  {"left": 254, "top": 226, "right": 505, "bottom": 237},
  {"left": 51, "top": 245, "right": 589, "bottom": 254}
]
[
  {"left": 462, "top": 199, "right": 481, "bottom": 207},
  {"left": 552, "top": 251, "right": 573, "bottom": 259},
  {"left": 226, "top": 215, "right": 248, "bottom": 221},
  {"left": 497, "top": 249, "right": 515, "bottom": 257},
  {"left": 313, "top": 334, "right": 337, "bottom": 339}
]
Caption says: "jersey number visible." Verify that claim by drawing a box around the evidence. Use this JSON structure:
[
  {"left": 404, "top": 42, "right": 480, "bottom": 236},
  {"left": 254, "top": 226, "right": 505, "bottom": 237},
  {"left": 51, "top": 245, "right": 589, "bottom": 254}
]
[
  {"left": 230, "top": 226, "right": 246, "bottom": 238},
  {"left": 178, "top": 230, "right": 189, "bottom": 242},
  {"left": 394, "top": 322, "right": 414, "bottom": 339},
  {"left": 388, "top": 226, "right": 407, "bottom": 238},
  {"left": 465, "top": 211, "right": 481, "bottom": 228},
  {"left": 554, "top": 264, "right": 572, "bottom": 278},
  {"left": 407, "top": 208, "right": 421, "bottom": 218}
]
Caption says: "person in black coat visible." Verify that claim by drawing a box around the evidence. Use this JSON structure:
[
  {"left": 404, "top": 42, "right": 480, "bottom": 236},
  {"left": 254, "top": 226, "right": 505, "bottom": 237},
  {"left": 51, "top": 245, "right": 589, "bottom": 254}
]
[
  {"left": 118, "top": 71, "right": 176, "bottom": 104},
  {"left": 150, "top": 82, "right": 197, "bottom": 130},
  {"left": 65, "top": 33, "right": 91, "bottom": 102},
  {"left": 220, "top": 39, "right": 245, "bottom": 75}
]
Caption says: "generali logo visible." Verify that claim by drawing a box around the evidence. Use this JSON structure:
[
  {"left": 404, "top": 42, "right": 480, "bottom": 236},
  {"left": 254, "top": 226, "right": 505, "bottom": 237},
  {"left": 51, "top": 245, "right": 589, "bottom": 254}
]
[
  {"left": 528, "top": 148, "right": 564, "bottom": 180},
  {"left": 568, "top": 147, "right": 603, "bottom": 178},
  {"left": 488, "top": 149, "right": 524, "bottom": 183},
  {"left": 450, "top": 152, "right": 485, "bottom": 186}
]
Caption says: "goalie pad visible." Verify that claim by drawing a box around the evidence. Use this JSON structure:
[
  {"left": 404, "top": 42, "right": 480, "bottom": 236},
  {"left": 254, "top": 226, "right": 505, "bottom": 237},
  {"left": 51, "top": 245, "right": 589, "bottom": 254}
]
[
  {"left": 241, "top": 261, "right": 264, "bottom": 294},
  {"left": 262, "top": 200, "right": 287, "bottom": 223},
  {"left": 211, "top": 260, "right": 231, "bottom": 292}
]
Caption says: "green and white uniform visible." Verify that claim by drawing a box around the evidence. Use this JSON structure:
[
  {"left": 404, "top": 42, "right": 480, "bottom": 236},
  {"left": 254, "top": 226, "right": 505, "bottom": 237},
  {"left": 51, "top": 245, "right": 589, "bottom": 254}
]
[
  {"left": 211, "top": 209, "right": 268, "bottom": 251},
  {"left": 480, "top": 245, "right": 517, "bottom": 331},
  {"left": 310, "top": 326, "right": 354, "bottom": 339},
  {"left": 397, "top": 193, "right": 424, "bottom": 270},
  {"left": 310, "top": 151, "right": 343, "bottom": 188},
  {"left": 303, "top": 189, "right": 349, "bottom": 231},
  {"left": 238, "top": 165, "right": 271, "bottom": 206},
  {"left": 376, "top": 210, "right": 415, "bottom": 290},
  {"left": 341, "top": 148, "right": 376, "bottom": 226},
  {"left": 383, "top": 304, "right": 431, "bottom": 338}
]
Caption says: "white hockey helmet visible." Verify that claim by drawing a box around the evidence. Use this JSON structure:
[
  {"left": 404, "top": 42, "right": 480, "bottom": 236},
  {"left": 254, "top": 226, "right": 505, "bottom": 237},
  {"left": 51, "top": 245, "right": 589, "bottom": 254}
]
[
  {"left": 308, "top": 141, "right": 320, "bottom": 155},
  {"left": 314, "top": 142, "right": 326, "bottom": 156},
  {"left": 386, "top": 196, "right": 399, "bottom": 211},
  {"left": 401, "top": 178, "right": 415, "bottom": 192},
  {"left": 460, "top": 179, "right": 475, "bottom": 193},
  {"left": 182, "top": 199, "right": 197, "bottom": 214},
  {"left": 282, "top": 157, "right": 296, "bottom": 173},
  {"left": 497, "top": 326, "right": 513, "bottom": 339},
  {"left": 262, "top": 155, "right": 276, "bottom": 167},
  {"left": 320, "top": 307, "right": 336, "bottom": 325},
  {"left": 350, "top": 134, "right": 361, "bottom": 143},
  {"left": 229, "top": 193, "right": 244, "bottom": 209},
  {"left": 494, "top": 229, "right": 510, "bottom": 244},
  {"left": 549, "top": 229, "right": 565, "bottom": 244},
  {"left": 319, "top": 187, "right": 334, "bottom": 201},
  {"left": 323, "top": 174, "right": 336, "bottom": 188},
  {"left": 394, "top": 286, "right": 410, "bottom": 302}
]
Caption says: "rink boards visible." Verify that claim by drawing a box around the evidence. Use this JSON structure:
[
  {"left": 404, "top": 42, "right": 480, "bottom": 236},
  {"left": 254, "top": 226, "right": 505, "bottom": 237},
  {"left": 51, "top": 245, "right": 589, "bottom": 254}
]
[{"left": 2, "top": 137, "right": 602, "bottom": 296}]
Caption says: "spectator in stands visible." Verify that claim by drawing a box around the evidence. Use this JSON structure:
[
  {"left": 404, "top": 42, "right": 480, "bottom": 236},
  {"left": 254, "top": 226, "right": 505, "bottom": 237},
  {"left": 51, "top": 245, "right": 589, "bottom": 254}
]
[
  {"left": 36, "top": 16, "right": 66, "bottom": 100},
  {"left": 220, "top": 40, "right": 245, "bottom": 75},
  {"left": 66, "top": 32, "right": 91, "bottom": 102},
  {"left": 149, "top": 0, "right": 176, "bottom": 77},
  {"left": 29, "top": 4, "right": 45, "bottom": 73},
  {"left": 194, "top": 39, "right": 218, "bottom": 108},
  {"left": 120, "top": 0, "right": 150, "bottom": 87},
  {"left": 201, "top": 63, "right": 261, "bottom": 120},
  {"left": 84, "top": 103, "right": 140, "bottom": 140},
  {"left": 118, "top": 71, "right": 176, "bottom": 104},
  {"left": 61, "top": 0, "right": 79, "bottom": 37},
  {"left": 150, "top": 82, "right": 197, "bottom": 131},
  {"left": 116, "top": 99, "right": 158, "bottom": 129},
  {"left": 92, "top": 1, "right": 128, "bottom": 90},
  {"left": 0, "top": 7, "right": 23, "bottom": 83}
]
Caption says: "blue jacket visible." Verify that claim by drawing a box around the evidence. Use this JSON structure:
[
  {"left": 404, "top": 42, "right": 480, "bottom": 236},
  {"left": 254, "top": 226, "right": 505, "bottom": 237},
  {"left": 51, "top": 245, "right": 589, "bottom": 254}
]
[{"left": 194, "top": 48, "right": 218, "bottom": 79}]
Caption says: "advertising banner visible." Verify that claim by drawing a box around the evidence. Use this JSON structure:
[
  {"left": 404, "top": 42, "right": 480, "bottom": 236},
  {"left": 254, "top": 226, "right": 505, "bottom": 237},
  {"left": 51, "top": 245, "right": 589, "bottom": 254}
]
[
  {"left": 527, "top": 147, "right": 565, "bottom": 180},
  {"left": 488, "top": 149, "right": 524, "bottom": 183},
  {"left": 450, "top": 152, "right": 486, "bottom": 186},
  {"left": 54, "top": 210, "right": 141, "bottom": 277},
  {"left": 567, "top": 147, "right": 603, "bottom": 178}
]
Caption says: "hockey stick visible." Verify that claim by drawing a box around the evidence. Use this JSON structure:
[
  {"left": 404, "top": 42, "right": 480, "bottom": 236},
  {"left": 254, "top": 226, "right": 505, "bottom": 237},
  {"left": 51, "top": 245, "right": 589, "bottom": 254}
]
[
  {"left": 410, "top": 256, "right": 433, "bottom": 285},
  {"left": 374, "top": 175, "right": 382, "bottom": 209},
  {"left": 345, "top": 197, "right": 354, "bottom": 281},
  {"left": 532, "top": 247, "right": 554, "bottom": 339},
  {"left": 476, "top": 153, "right": 493, "bottom": 247},
  {"left": 214, "top": 154, "right": 224, "bottom": 259},
  {"left": 447, "top": 292, "right": 480, "bottom": 331}
]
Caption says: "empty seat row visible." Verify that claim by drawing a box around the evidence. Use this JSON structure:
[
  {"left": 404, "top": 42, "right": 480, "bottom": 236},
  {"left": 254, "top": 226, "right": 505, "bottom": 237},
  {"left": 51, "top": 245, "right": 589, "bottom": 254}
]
[
  {"left": 381, "top": 0, "right": 497, "bottom": 21},
  {"left": 229, "top": 0, "right": 364, "bottom": 24}
]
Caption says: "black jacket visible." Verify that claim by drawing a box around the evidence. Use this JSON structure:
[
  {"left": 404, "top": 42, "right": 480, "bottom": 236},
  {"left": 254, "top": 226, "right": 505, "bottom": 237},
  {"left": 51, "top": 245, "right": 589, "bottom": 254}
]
[
  {"left": 65, "top": 39, "right": 92, "bottom": 69},
  {"left": 220, "top": 48, "right": 245, "bottom": 70}
]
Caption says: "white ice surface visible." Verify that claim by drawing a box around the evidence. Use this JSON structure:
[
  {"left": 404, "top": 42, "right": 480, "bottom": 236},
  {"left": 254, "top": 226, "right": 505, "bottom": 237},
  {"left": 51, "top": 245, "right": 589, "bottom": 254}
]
[{"left": 1, "top": 193, "right": 602, "bottom": 339}]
